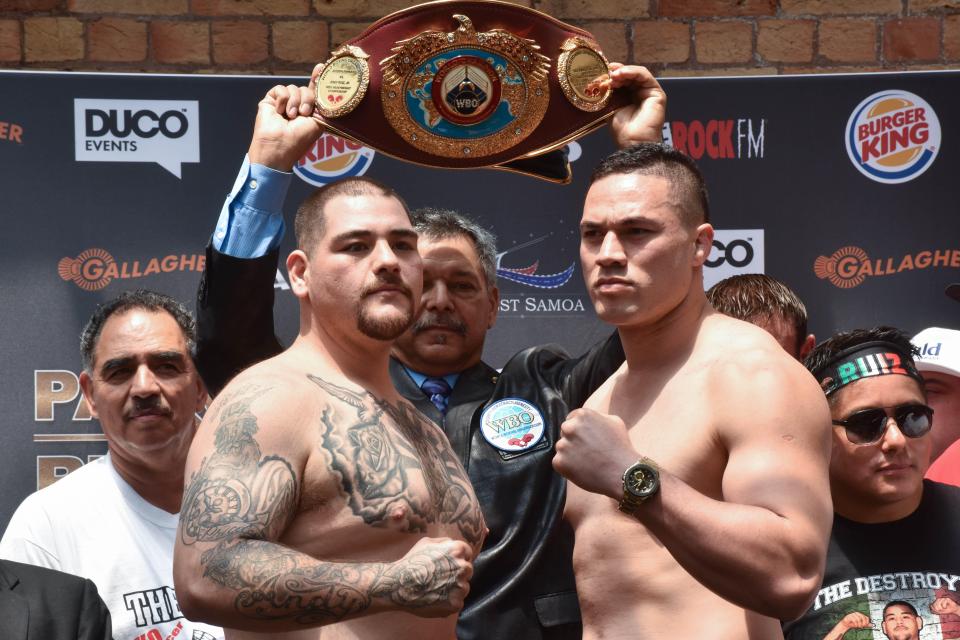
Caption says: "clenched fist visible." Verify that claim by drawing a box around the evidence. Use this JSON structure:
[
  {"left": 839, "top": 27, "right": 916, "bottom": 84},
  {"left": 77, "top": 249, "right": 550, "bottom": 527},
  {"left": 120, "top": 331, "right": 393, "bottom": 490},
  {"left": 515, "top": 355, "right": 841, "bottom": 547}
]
[
  {"left": 553, "top": 407, "right": 638, "bottom": 499},
  {"left": 607, "top": 64, "right": 666, "bottom": 149},
  {"left": 248, "top": 62, "right": 326, "bottom": 172},
  {"left": 377, "top": 537, "right": 474, "bottom": 618},
  {"left": 931, "top": 596, "right": 960, "bottom": 616}
]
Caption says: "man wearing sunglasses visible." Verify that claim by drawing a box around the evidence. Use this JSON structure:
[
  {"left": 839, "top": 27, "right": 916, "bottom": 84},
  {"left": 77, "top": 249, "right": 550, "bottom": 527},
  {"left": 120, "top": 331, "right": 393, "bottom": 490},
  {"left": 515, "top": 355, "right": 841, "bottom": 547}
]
[{"left": 782, "top": 326, "right": 960, "bottom": 640}]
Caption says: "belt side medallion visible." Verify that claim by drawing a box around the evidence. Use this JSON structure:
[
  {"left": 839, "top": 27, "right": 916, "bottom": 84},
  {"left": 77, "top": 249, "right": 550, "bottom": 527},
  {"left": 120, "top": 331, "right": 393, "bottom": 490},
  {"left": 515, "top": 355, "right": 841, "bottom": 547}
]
[
  {"left": 557, "top": 37, "right": 612, "bottom": 112},
  {"left": 316, "top": 44, "right": 370, "bottom": 119},
  {"left": 381, "top": 13, "right": 550, "bottom": 159}
]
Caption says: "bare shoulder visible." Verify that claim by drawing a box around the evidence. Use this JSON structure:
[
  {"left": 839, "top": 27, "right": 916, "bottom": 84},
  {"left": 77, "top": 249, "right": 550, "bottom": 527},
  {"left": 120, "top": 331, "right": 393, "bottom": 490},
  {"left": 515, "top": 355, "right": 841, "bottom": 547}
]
[
  {"left": 583, "top": 362, "right": 629, "bottom": 411},
  {"left": 194, "top": 355, "right": 321, "bottom": 459},
  {"left": 698, "top": 314, "right": 829, "bottom": 437}
]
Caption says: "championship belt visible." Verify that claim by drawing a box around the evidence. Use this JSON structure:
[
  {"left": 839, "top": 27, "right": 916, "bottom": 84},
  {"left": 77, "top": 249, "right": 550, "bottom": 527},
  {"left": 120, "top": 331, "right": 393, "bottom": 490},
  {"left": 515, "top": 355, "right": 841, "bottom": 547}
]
[{"left": 313, "top": 0, "right": 631, "bottom": 182}]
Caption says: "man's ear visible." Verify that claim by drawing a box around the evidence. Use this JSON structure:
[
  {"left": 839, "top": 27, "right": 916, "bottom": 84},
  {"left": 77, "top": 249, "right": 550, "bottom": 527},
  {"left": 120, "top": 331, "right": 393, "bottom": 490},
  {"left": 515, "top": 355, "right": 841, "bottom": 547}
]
[
  {"left": 287, "top": 250, "right": 310, "bottom": 300},
  {"left": 692, "top": 223, "right": 714, "bottom": 267},
  {"left": 487, "top": 285, "right": 500, "bottom": 329},
  {"left": 78, "top": 370, "right": 99, "bottom": 420},
  {"left": 194, "top": 376, "right": 209, "bottom": 413},
  {"left": 799, "top": 334, "right": 816, "bottom": 361}
]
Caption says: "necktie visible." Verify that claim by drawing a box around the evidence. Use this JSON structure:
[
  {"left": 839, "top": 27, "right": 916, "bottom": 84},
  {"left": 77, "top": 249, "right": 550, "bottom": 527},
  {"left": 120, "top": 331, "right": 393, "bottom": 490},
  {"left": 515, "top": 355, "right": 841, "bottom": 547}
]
[{"left": 420, "top": 377, "right": 452, "bottom": 415}]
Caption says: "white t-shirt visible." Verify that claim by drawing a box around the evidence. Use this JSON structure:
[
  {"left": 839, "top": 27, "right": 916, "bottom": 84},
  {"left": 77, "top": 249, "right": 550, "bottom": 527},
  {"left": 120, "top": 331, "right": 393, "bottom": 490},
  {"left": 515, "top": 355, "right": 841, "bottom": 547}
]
[{"left": 0, "top": 454, "right": 223, "bottom": 640}]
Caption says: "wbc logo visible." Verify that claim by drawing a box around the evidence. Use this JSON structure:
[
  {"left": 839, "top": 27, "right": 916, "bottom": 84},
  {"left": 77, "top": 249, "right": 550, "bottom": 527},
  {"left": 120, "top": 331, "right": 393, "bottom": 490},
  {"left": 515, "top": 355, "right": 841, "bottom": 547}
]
[{"left": 845, "top": 90, "right": 940, "bottom": 184}]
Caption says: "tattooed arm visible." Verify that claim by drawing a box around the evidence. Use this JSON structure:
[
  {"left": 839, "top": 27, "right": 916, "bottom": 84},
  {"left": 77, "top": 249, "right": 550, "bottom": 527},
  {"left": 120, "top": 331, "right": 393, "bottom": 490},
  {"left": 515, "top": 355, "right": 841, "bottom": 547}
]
[{"left": 173, "top": 378, "right": 474, "bottom": 631}]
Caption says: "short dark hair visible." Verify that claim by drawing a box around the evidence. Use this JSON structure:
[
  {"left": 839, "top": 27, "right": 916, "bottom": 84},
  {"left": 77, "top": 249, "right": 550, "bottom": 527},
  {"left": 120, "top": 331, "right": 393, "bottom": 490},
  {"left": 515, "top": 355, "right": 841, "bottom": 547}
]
[
  {"left": 294, "top": 176, "right": 410, "bottom": 254},
  {"left": 707, "top": 274, "right": 808, "bottom": 352},
  {"left": 80, "top": 289, "right": 196, "bottom": 371},
  {"left": 804, "top": 326, "right": 921, "bottom": 402},
  {"left": 883, "top": 600, "right": 919, "bottom": 618},
  {"left": 589, "top": 142, "right": 710, "bottom": 225},
  {"left": 409, "top": 207, "right": 498, "bottom": 287}
]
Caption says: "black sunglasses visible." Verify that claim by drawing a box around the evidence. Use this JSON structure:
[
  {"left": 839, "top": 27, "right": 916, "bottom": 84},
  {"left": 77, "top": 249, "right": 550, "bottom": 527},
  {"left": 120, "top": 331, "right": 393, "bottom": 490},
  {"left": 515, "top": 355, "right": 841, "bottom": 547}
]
[{"left": 832, "top": 403, "right": 934, "bottom": 445}]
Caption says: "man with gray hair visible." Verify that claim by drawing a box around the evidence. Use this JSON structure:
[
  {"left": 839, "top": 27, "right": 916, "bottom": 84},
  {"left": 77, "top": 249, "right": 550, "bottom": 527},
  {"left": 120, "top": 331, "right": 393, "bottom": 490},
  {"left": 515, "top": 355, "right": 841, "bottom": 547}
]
[{"left": 0, "top": 289, "right": 222, "bottom": 640}]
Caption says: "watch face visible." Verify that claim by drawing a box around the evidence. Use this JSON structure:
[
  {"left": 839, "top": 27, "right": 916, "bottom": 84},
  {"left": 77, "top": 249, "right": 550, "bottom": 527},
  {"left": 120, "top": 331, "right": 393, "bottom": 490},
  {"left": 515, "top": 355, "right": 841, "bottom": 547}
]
[{"left": 625, "top": 463, "right": 658, "bottom": 498}]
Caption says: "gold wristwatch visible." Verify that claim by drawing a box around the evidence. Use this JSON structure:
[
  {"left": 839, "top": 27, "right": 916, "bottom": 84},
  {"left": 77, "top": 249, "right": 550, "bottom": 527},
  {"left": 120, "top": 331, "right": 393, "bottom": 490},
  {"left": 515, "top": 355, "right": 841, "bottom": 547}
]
[{"left": 618, "top": 457, "right": 660, "bottom": 515}]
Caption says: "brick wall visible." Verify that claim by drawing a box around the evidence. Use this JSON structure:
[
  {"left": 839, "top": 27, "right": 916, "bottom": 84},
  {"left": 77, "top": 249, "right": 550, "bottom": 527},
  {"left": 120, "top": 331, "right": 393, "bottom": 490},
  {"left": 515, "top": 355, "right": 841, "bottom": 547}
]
[{"left": 1, "top": 0, "right": 958, "bottom": 75}]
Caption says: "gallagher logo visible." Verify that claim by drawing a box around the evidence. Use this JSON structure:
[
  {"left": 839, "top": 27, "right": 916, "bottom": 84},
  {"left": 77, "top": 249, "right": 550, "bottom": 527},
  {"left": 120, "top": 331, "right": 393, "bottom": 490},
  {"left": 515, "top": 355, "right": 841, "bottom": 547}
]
[
  {"left": 814, "top": 245, "right": 960, "bottom": 289},
  {"left": 845, "top": 90, "right": 940, "bottom": 184},
  {"left": 58, "top": 248, "right": 205, "bottom": 291},
  {"left": 0, "top": 120, "right": 23, "bottom": 144},
  {"left": 294, "top": 133, "right": 375, "bottom": 187}
]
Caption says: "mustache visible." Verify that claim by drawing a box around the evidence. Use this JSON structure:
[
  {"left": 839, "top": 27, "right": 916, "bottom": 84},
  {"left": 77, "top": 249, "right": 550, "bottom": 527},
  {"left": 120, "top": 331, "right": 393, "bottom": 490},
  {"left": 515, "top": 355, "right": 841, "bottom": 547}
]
[
  {"left": 412, "top": 311, "right": 468, "bottom": 336},
  {"left": 125, "top": 396, "right": 172, "bottom": 420},
  {"left": 360, "top": 273, "right": 413, "bottom": 301}
]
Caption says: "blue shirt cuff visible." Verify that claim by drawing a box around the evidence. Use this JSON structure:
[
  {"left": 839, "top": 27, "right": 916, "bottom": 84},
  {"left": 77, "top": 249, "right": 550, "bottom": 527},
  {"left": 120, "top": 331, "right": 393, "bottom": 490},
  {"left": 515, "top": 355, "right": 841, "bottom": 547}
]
[{"left": 212, "top": 156, "right": 292, "bottom": 258}]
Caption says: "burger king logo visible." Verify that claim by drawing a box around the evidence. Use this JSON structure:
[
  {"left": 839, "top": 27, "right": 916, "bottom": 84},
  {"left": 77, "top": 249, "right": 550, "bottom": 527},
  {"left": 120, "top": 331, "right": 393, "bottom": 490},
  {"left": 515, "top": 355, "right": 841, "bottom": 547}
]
[
  {"left": 845, "top": 90, "right": 940, "bottom": 184},
  {"left": 294, "top": 133, "right": 375, "bottom": 187}
]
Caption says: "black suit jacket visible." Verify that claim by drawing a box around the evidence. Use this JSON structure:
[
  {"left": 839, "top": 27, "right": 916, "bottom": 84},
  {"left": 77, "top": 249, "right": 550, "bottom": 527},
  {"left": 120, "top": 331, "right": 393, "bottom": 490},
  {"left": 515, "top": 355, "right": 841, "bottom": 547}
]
[
  {"left": 0, "top": 560, "right": 112, "bottom": 640},
  {"left": 197, "top": 246, "right": 625, "bottom": 640}
]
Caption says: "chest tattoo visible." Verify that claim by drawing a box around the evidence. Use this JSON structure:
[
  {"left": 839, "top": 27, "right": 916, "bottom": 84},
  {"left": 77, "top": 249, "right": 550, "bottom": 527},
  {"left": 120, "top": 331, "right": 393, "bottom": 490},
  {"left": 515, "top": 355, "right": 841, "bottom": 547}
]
[{"left": 307, "top": 374, "right": 484, "bottom": 545}]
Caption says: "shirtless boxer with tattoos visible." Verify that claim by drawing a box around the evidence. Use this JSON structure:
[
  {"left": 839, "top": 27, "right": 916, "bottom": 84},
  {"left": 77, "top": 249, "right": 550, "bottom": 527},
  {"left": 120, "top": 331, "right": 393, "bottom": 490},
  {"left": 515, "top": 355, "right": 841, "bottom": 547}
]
[{"left": 173, "top": 178, "right": 485, "bottom": 639}]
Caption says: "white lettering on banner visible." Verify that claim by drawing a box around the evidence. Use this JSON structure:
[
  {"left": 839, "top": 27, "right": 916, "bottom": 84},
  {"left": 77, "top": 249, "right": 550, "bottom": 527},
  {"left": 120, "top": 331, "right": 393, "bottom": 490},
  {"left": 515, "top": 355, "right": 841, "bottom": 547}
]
[
  {"left": 811, "top": 572, "right": 960, "bottom": 610},
  {"left": 74, "top": 99, "right": 200, "bottom": 178},
  {"left": 703, "top": 229, "right": 765, "bottom": 289},
  {"left": 498, "top": 296, "right": 587, "bottom": 316}
]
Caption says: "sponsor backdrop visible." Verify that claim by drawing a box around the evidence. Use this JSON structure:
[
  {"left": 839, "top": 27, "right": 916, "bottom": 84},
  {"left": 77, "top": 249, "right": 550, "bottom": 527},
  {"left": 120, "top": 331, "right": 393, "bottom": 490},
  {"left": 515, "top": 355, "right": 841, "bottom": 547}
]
[{"left": 1, "top": 70, "right": 957, "bottom": 526}]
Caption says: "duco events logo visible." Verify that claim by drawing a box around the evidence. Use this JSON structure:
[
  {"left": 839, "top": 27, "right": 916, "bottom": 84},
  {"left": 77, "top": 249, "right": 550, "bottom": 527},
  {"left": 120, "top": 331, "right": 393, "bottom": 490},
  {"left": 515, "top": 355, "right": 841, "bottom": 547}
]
[
  {"left": 58, "top": 248, "right": 205, "bottom": 291},
  {"left": 703, "top": 229, "right": 765, "bottom": 289},
  {"left": 663, "top": 118, "right": 765, "bottom": 160},
  {"left": 74, "top": 99, "right": 199, "bottom": 178},
  {"left": 845, "top": 90, "right": 940, "bottom": 184},
  {"left": 294, "top": 133, "right": 375, "bottom": 187},
  {"left": 814, "top": 245, "right": 960, "bottom": 289}
]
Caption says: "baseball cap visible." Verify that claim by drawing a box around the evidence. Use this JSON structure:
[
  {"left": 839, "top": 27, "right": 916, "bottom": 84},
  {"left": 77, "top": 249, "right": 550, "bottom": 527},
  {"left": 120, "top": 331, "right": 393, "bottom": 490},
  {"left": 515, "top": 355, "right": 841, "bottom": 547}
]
[{"left": 912, "top": 327, "right": 960, "bottom": 377}]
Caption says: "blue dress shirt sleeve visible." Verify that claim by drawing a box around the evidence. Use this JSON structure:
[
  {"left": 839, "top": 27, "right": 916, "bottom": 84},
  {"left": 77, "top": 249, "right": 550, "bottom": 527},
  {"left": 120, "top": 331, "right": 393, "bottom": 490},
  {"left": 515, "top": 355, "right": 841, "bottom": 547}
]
[{"left": 212, "top": 155, "right": 293, "bottom": 258}]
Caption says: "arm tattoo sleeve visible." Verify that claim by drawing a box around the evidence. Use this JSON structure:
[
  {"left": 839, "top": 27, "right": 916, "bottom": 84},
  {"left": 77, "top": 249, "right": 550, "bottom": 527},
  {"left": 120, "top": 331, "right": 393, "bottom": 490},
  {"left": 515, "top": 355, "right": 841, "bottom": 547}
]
[
  {"left": 198, "top": 536, "right": 463, "bottom": 623},
  {"left": 181, "top": 384, "right": 298, "bottom": 545}
]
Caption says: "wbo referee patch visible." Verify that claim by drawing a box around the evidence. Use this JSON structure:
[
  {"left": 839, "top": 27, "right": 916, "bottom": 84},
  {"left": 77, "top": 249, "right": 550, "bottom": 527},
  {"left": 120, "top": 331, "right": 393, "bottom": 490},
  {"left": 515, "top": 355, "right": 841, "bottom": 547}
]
[{"left": 480, "top": 398, "right": 546, "bottom": 453}]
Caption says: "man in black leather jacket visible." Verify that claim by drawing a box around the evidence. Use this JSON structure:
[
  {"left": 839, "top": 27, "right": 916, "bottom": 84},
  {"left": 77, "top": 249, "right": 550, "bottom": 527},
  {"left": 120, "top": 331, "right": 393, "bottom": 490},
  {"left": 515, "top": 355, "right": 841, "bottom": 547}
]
[{"left": 195, "top": 64, "right": 665, "bottom": 640}]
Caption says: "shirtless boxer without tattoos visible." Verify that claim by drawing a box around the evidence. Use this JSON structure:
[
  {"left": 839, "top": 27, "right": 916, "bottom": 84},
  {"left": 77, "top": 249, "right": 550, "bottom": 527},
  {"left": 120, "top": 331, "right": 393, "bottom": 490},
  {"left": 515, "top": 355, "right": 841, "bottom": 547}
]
[
  {"left": 553, "top": 144, "right": 834, "bottom": 640},
  {"left": 173, "top": 179, "right": 485, "bottom": 639}
]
